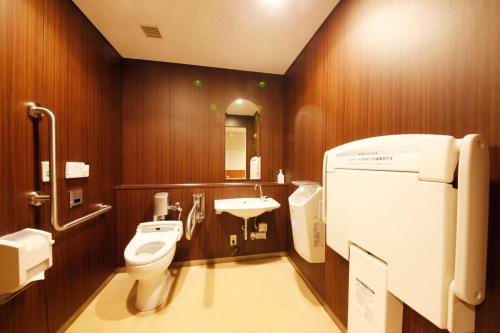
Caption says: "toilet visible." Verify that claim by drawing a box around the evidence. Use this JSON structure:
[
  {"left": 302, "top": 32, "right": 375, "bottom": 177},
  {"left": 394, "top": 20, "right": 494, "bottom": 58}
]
[{"left": 124, "top": 220, "right": 183, "bottom": 311}]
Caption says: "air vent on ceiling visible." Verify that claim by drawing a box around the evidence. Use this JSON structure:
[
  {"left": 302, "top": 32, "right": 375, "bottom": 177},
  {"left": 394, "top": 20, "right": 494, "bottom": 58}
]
[{"left": 140, "top": 25, "right": 162, "bottom": 39}]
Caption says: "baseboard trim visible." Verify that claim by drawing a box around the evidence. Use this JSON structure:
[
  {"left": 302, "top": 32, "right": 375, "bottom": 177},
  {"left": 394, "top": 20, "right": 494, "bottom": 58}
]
[
  {"left": 286, "top": 256, "right": 348, "bottom": 333},
  {"left": 56, "top": 272, "right": 116, "bottom": 333}
]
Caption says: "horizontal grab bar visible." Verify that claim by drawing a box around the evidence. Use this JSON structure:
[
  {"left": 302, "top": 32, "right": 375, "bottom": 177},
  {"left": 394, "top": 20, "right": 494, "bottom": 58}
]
[{"left": 54, "top": 204, "right": 112, "bottom": 232}]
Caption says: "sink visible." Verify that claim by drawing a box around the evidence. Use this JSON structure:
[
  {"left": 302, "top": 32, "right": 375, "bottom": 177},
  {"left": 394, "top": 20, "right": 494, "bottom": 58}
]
[{"left": 214, "top": 197, "right": 281, "bottom": 220}]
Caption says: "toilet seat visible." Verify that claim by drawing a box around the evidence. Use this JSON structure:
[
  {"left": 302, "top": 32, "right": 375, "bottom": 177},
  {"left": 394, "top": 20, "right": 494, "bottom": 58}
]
[{"left": 124, "top": 221, "right": 182, "bottom": 266}]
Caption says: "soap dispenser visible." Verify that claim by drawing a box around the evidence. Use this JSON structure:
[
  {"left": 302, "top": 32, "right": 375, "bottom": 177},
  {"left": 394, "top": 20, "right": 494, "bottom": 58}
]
[{"left": 277, "top": 169, "right": 285, "bottom": 184}]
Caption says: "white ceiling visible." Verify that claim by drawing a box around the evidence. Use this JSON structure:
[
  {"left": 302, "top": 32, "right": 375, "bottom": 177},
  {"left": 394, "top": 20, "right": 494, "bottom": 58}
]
[{"left": 73, "top": 0, "right": 339, "bottom": 74}]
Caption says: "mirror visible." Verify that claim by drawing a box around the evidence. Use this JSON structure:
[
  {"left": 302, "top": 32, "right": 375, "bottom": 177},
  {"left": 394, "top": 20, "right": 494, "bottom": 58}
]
[{"left": 225, "top": 99, "right": 261, "bottom": 180}]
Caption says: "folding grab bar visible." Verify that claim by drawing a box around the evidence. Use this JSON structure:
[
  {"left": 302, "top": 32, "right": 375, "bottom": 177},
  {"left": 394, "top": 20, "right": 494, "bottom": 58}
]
[
  {"left": 27, "top": 102, "right": 112, "bottom": 232},
  {"left": 185, "top": 193, "right": 205, "bottom": 240}
]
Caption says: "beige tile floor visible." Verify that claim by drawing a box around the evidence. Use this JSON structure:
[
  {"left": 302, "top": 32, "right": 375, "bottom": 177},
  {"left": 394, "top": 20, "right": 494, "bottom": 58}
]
[{"left": 66, "top": 257, "right": 342, "bottom": 333}]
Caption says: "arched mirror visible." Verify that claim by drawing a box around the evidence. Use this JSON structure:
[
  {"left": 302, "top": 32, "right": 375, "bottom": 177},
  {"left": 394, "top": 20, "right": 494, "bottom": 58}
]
[{"left": 224, "top": 98, "right": 261, "bottom": 180}]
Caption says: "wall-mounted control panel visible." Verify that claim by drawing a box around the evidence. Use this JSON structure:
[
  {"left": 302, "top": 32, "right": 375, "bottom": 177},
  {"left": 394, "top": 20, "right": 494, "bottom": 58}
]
[
  {"left": 69, "top": 189, "right": 83, "bottom": 208},
  {"left": 41, "top": 161, "right": 50, "bottom": 182},
  {"left": 65, "top": 162, "right": 89, "bottom": 179}
]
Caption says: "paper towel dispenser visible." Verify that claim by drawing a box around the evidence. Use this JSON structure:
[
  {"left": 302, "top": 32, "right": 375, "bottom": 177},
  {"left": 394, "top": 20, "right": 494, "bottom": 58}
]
[
  {"left": 0, "top": 228, "right": 54, "bottom": 302},
  {"left": 323, "top": 134, "right": 489, "bottom": 333}
]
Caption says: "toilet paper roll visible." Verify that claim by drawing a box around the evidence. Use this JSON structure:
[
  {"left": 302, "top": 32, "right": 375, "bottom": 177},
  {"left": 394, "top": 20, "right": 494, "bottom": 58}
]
[{"left": 154, "top": 192, "right": 169, "bottom": 217}]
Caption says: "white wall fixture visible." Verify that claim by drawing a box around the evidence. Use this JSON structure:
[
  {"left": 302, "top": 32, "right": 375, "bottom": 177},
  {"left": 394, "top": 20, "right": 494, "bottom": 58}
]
[
  {"left": 288, "top": 182, "right": 325, "bottom": 263},
  {"left": 323, "top": 134, "right": 489, "bottom": 333},
  {"left": 348, "top": 244, "right": 403, "bottom": 333},
  {"left": 124, "top": 221, "right": 183, "bottom": 311},
  {"left": 0, "top": 229, "right": 54, "bottom": 303},
  {"left": 65, "top": 162, "right": 89, "bottom": 179},
  {"left": 214, "top": 196, "right": 280, "bottom": 240}
]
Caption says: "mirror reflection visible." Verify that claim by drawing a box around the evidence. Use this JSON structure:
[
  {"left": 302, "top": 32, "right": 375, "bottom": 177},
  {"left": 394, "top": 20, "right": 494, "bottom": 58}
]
[{"left": 225, "top": 99, "right": 261, "bottom": 180}]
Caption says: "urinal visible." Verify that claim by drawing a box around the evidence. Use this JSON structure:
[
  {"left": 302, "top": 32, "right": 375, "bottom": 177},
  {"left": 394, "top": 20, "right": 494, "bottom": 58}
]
[{"left": 288, "top": 183, "right": 325, "bottom": 263}]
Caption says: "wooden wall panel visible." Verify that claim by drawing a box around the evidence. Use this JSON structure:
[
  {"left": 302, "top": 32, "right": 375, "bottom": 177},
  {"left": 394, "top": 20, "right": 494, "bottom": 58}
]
[
  {"left": 0, "top": 0, "right": 47, "bottom": 332},
  {"left": 324, "top": 246, "right": 349, "bottom": 327},
  {"left": 0, "top": 0, "right": 121, "bottom": 332},
  {"left": 285, "top": 0, "right": 500, "bottom": 331},
  {"left": 41, "top": 1, "right": 121, "bottom": 330},
  {"left": 121, "top": 62, "right": 170, "bottom": 184},
  {"left": 284, "top": 25, "right": 328, "bottom": 184},
  {"left": 121, "top": 60, "right": 284, "bottom": 184},
  {"left": 242, "top": 72, "right": 284, "bottom": 182},
  {"left": 116, "top": 184, "right": 287, "bottom": 266}
]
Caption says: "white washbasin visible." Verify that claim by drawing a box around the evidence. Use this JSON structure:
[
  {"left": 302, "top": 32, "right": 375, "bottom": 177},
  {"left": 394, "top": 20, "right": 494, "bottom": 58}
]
[{"left": 214, "top": 197, "right": 281, "bottom": 220}]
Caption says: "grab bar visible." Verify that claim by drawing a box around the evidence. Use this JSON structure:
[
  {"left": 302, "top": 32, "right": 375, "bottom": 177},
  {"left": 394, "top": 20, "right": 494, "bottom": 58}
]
[
  {"left": 185, "top": 193, "right": 205, "bottom": 240},
  {"left": 27, "top": 103, "right": 112, "bottom": 232}
]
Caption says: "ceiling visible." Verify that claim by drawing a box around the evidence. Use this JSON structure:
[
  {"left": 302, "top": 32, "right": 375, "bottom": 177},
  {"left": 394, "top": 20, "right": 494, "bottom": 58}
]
[{"left": 73, "top": 0, "right": 339, "bottom": 74}]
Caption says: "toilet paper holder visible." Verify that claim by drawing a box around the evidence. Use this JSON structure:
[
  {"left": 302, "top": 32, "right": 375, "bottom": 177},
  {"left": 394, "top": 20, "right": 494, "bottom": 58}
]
[{"left": 0, "top": 228, "right": 54, "bottom": 304}]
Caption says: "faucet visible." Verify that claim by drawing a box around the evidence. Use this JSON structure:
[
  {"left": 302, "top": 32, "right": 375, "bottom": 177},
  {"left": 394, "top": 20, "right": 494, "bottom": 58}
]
[{"left": 254, "top": 184, "right": 268, "bottom": 200}]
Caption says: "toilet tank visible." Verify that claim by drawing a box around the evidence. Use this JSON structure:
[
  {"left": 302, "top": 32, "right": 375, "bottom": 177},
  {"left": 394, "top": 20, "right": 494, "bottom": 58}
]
[{"left": 288, "top": 184, "right": 324, "bottom": 263}]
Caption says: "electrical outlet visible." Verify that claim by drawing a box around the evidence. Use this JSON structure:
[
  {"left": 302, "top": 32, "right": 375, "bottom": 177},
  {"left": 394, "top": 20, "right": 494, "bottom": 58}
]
[
  {"left": 250, "top": 232, "right": 267, "bottom": 240},
  {"left": 230, "top": 234, "right": 237, "bottom": 247}
]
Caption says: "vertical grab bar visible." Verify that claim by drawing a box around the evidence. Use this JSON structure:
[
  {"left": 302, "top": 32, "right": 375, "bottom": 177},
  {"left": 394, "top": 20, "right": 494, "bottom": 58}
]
[
  {"left": 27, "top": 103, "right": 112, "bottom": 231},
  {"left": 28, "top": 103, "right": 59, "bottom": 229},
  {"left": 185, "top": 193, "right": 205, "bottom": 240}
]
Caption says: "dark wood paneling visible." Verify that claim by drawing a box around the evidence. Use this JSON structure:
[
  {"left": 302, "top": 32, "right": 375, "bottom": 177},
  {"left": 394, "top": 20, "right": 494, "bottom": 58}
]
[
  {"left": 121, "top": 60, "right": 284, "bottom": 184},
  {"left": 284, "top": 23, "right": 328, "bottom": 184},
  {"left": 116, "top": 184, "right": 287, "bottom": 266},
  {"left": 116, "top": 182, "right": 284, "bottom": 189},
  {"left": 41, "top": 1, "right": 121, "bottom": 330},
  {"left": 0, "top": 0, "right": 121, "bottom": 332},
  {"left": 121, "top": 61, "right": 170, "bottom": 184},
  {"left": 0, "top": 0, "right": 46, "bottom": 332},
  {"left": 285, "top": 0, "right": 500, "bottom": 332},
  {"left": 242, "top": 72, "right": 284, "bottom": 182},
  {"left": 324, "top": 246, "right": 349, "bottom": 327}
]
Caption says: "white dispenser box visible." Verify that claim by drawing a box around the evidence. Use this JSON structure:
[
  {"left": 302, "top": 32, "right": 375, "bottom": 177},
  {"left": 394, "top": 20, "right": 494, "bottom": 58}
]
[
  {"left": 0, "top": 229, "right": 54, "bottom": 297},
  {"left": 250, "top": 156, "right": 261, "bottom": 180},
  {"left": 289, "top": 183, "right": 324, "bottom": 263},
  {"left": 348, "top": 244, "right": 403, "bottom": 333},
  {"left": 65, "top": 162, "right": 89, "bottom": 179}
]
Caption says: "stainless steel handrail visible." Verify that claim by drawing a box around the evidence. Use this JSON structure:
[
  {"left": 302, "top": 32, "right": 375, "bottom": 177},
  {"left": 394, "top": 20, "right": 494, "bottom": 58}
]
[
  {"left": 27, "top": 102, "right": 112, "bottom": 231},
  {"left": 59, "top": 204, "right": 112, "bottom": 231},
  {"left": 185, "top": 193, "right": 205, "bottom": 240}
]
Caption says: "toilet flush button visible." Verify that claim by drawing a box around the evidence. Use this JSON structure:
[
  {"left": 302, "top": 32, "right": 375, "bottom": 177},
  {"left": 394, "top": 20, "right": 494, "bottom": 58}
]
[{"left": 69, "top": 189, "right": 83, "bottom": 208}]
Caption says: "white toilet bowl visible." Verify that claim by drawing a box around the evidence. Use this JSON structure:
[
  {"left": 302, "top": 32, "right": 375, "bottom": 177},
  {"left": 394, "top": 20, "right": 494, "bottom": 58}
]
[{"left": 124, "top": 221, "right": 183, "bottom": 311}]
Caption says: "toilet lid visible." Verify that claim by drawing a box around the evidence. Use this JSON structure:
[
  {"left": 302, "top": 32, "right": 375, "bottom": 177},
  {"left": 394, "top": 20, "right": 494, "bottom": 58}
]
[{"left": 124, "top": 232, "right": 177, "bottom": 266}]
